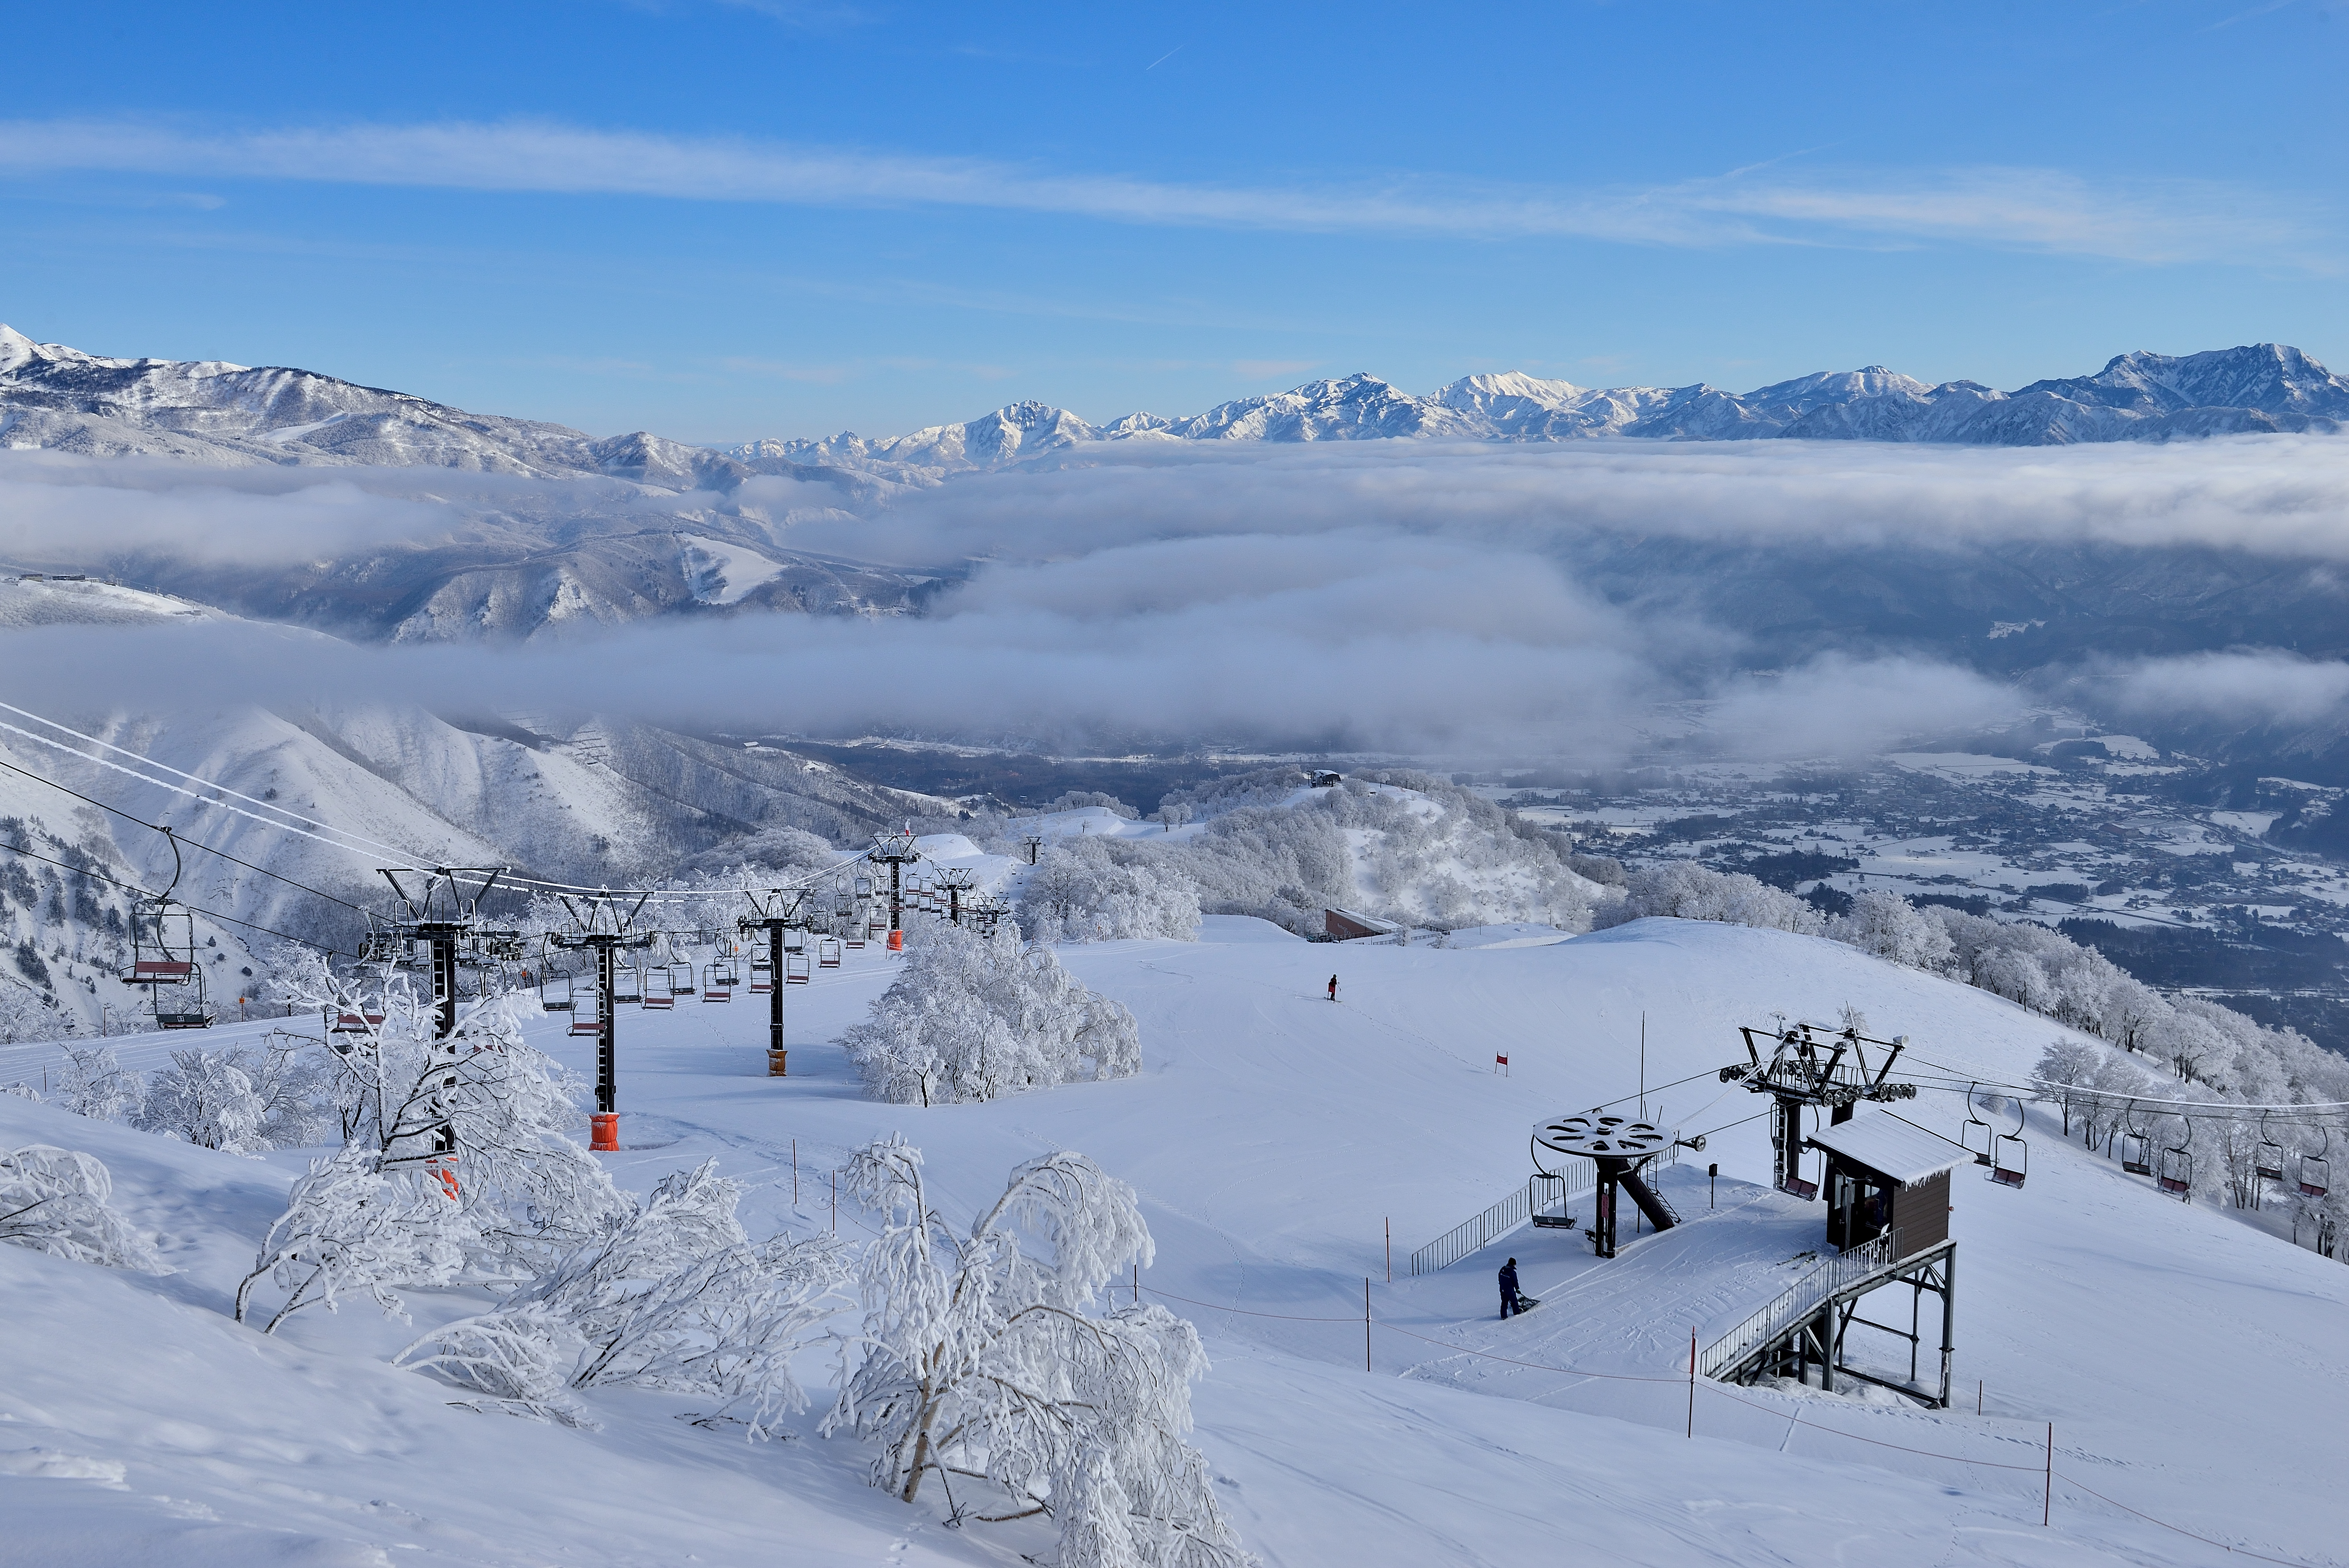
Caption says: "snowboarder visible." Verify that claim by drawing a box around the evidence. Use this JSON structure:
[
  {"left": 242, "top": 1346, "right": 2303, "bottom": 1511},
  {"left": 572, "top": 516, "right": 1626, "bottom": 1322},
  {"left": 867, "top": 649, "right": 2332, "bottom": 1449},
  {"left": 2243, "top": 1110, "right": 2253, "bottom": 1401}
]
[
  {"left": 1327, "top": 975, "right": 1339, "bottom": 1002},
  {"left": 1499, "top": 1257, "right": 1526, "bottom": 1319}
]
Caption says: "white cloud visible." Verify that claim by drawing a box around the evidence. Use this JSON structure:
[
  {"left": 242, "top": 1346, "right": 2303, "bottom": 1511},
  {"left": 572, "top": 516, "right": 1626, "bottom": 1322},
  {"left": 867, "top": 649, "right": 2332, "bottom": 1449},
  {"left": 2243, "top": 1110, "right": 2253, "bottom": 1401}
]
[{"left": 0, "top": 118, "right": 2328, "bottom": 268}]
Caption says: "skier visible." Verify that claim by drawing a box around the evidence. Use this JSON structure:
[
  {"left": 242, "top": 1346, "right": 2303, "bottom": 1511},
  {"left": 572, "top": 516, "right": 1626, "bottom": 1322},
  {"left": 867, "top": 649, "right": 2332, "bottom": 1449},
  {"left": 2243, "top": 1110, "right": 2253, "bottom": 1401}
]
[
  {"left": 1327, "top": 975, "right": 1339, "bottom": 1002},
  {"left": 1499, "top": 1257, "right": 1526, "bottom": 1319}
]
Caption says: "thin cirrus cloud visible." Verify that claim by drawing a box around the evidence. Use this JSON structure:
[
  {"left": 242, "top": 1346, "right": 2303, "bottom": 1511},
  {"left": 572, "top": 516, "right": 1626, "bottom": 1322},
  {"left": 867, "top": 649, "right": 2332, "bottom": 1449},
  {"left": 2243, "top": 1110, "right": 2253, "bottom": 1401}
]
[{"left": 0, "top": 117, "right": 2327, "bottom": 269}]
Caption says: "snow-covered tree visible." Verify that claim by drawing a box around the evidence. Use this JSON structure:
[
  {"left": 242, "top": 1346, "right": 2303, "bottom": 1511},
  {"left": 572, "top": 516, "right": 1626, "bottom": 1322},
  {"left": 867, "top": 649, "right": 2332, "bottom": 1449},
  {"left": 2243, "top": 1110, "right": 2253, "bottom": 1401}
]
[
  {"left": 397, "top": 1160, "right": 847, "bottom": 1433},
  {"left": 234, "top": 1145, "right": 471, "bottom": 1333},
  {"left": 826, "top": 1137, "right": 1250, "bottom": 1568},
  {"left": 54, "top": 1043, "right": 142, "bottom": 1123},
  {"left": 1830, "top": 891, "right": 1956, "bottom": 971},
  {"left": 0, "top": 1144, "right": 162, "bottom": 1272},
  {"left": 135, "top": 1047, "right": 269, "bottom": 1153},
  {"left": 1604, "top": 862, "right": 1824, "bottom": 935},
  {"left": 843, "top": 922, "right": 1141, "bottom": 1106},
  {"left": 1022, "top": 836, "right": 1202, "bottom": 944},
  {"left": 282, "top": 954, "right": 622, "bottom": 1275}
]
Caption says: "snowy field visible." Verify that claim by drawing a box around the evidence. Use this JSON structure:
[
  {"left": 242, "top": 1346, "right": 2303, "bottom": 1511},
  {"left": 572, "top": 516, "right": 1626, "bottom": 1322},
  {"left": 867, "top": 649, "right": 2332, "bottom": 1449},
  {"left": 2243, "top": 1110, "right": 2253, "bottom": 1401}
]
[{"left": 4, "top": 916, "right": 2347, "bottom": 1565}]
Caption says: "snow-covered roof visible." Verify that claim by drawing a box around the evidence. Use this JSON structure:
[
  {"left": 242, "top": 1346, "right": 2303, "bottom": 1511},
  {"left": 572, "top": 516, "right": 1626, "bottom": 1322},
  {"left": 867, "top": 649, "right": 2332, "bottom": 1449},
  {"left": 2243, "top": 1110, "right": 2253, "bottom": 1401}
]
[{"left": 1805, "top": 1112, "right": 1970, "bottom": 1186}]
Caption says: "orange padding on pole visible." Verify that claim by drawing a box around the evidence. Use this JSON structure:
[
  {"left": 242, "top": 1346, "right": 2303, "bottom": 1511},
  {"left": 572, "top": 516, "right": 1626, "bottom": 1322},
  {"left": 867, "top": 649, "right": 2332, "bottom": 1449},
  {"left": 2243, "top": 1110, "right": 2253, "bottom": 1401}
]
[
  {"left": 590, "top": 1112, "right": 620, "bottom": 1151},
  {"left": 888, "top": 930, "right": 904, "bottom": 952}
]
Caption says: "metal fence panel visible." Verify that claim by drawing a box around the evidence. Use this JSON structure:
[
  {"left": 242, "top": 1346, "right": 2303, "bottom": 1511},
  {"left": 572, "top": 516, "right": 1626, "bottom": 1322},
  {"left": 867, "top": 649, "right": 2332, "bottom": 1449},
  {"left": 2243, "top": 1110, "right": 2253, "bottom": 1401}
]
[{"left": 1697, "top": 1228, "right": 1903, "bottom": 1379}]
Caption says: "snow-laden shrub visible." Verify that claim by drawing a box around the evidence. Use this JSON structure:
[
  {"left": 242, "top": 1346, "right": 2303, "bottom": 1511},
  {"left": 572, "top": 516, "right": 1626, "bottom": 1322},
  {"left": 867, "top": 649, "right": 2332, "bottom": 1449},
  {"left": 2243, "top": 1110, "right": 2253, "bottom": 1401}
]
[
  {"left": 398, "top": 1160, "right": 848, "bottom": 1433},
  {"left": 282, "top": 956, "right": 624, "bottom": 1276},
  {"left": 0, "top": 1144, "right": 162, "bottom": 1272},
  {"left": 827, "top": 1137, "right": 1252, "bottom": 1568},
  {"left": 1021, "top": 835, "right": 1202, "bottom": 943},
  {"left": 54, "top": 1044, "right": 142, "bottom": 1123},
  {"left": 132, "top": 1035, "right": 329, "bottom": 1153},
  {"left": 1830, "top": 890, "right": 1955, "bottom": 971},
  {"left": 135, "top": 1048, "right": 269, "bottom": 1153},
  {"left": 842, "top": 922, "right": 1141, "bottom": 1106},
  {"left": 1039, "top": 790, "right": 1140, "bottom": 820},
  {"left": 1603, "top": 861, "right": 1824, "bottom": 935},
  {"left": 234, "top": 1145, "right": 470, "bottom": 1333}
]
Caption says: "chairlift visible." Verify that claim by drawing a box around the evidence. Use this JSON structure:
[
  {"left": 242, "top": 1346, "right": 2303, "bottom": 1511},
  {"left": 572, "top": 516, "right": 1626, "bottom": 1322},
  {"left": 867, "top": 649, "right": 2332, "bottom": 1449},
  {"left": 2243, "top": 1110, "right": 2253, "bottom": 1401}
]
[
  {"left": 329, "top": 1006, "right": 385, "bottom": 1034},
  {"left": 833, "top": 888, "right": 854, "bottom": 919},
  {"left": 1959, "top": 1083, "right": 1994, "bottom": 1167},
  {"left": 1991, "top": 1101, "right": 2028, "bottom": 1189},
  {"left": 643, "top": 965, "right": 675, "bottom": 1010},
  {"left": 670, "top": 960, "right": 695, "bottom": 996},
  {"left": 569, "top": 983, "right": 604, "bottom": 1036},
  {"left": 786, "top": 951, "right": 812, "bottom": 985},
  {"left": 2157, "top": 1117, "right": 2195, "bottom": 1199},
  {"left": 749, "top": 955, "right": 774, "bottom": 993},
  {"left": 784, "top": 927, "right": 807, "bottom": 954},
  {"left": 121, "top": 898, "right": 215, "bottom": 1030},
  {"left": 818, "top": 937, "right": 843, "bottom": 969},
  {"left": 613, "top": 962, "right": 645, "bottom": 1005},
  {"left": 2299, "top": 1127, "right": 2331, "bottom": 1199},
  {"left": 701, "top": 961, "right": 734, "bottom": 1002},
  {"left": 2119, "top": 1103, "right": 2153, "bottom": 1176},
  {"left": 2256, "top": 1113, "right": 2285, "bottom": 1183}
]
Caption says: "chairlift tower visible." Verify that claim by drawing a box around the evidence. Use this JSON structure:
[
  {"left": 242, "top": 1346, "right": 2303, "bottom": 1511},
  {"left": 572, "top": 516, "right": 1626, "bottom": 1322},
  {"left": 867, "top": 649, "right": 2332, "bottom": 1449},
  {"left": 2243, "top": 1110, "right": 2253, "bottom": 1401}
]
[
  {"left": 550, "top": 890, "right": 656, "bottom": 1150},
  {"left": 1022, "top": 835, "right": 1044, "bottom": 865},
  {"left": 937, "top": 866, "right": 977, "bottom": 925},
  {"left": 377, "top": 867, "right": 509, "bottom": 1041},
  {"left": 868, "top": 827, "right": 921, "bottom": 953},
  {"left": 1719, "top": 1023, "right": 1916, "bottom": 1199},
  {"left": 738, "top": 888, "right": 809, "bottom": 1077}
]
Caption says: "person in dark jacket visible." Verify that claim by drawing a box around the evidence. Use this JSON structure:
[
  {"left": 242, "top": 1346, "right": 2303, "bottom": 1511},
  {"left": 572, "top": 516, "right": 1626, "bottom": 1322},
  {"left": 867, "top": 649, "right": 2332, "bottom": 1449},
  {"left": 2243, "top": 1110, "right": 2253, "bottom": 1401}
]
[
  {"left": 1499, "top": 1257, "right": 1526, "bottom": 1319},
  {"left": 1327, "top": 975, "right": 1338, "bottom": 1002}
]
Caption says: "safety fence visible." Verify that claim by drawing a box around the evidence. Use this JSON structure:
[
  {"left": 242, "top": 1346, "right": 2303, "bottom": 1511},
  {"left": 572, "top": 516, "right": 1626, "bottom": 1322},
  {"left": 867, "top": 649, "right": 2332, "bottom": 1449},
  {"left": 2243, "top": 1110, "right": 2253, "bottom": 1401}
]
[
  {"left": 1133, "top": 1276, "right": 2314, "bottom": 1567},
  {"left": 1408, "top": 1139, "right": 1681, "bottom": 1276},
  {"left": 1698, "top": 1228, "right": 1904, "bottom": 1379}
]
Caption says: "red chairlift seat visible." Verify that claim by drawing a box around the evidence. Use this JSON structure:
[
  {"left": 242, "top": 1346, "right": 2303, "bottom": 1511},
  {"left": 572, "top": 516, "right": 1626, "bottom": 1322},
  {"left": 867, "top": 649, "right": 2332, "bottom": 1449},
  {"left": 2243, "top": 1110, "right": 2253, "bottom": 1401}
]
[
  {"left": 818, "top": 938, "right": 842, "bottom": 969},
  {"left": 569, "top": 1012, "right": 604, "bottom": 1037},
  {"left": 701, "top": 961, "right": 733, "bottom": 1002},
  {"left": 749, "top": 958, "right": 774, "bottom": 994},
  {"left": 786, "top": 952, "right": 812, "bottom": 985},
  {"left": 125, "top": 958, "right": 196, "bottom": 982}
]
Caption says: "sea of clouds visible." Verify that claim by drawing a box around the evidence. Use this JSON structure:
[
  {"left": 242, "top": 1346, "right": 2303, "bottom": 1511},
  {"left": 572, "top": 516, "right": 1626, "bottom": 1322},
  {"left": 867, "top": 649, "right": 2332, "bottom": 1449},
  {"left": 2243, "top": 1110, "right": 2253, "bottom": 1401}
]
[{"left": 4, "top": 433, "right": 2346, "bottom": 760}]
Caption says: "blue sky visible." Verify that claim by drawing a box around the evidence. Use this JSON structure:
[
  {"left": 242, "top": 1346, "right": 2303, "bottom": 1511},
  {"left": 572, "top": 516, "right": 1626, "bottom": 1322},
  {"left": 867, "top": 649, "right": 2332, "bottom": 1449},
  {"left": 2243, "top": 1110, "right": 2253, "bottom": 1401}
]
[{"left": 3, "top": 2, "right": 2344, "bottom": 444}]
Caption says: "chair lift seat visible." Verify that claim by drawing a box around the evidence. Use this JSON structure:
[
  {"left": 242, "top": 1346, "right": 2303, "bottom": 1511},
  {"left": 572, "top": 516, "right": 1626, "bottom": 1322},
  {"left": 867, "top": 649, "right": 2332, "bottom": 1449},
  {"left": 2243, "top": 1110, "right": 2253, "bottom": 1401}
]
[
  {"left": 125, "top": 959, "right": 195, "bottom": 982},
  {"left": 570, "top": 1015, "right": 604, "bottom": 1036}
]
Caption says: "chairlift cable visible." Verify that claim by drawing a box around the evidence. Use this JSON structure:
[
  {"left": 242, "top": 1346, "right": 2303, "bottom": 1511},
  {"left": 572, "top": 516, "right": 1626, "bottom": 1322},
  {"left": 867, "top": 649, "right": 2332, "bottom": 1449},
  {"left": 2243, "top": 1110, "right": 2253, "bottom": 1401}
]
[
  {"left": 0, "top": 701, "right": 865, "bottom": 905},
  {"left": 0, "top": 838, "right": 351, "bottom": 957},
  {"left": 0, "top": 700, "right": 409, "bottom": 857},
  {"left": 0, "top": 755, "right": 369, "bottom": 912}
]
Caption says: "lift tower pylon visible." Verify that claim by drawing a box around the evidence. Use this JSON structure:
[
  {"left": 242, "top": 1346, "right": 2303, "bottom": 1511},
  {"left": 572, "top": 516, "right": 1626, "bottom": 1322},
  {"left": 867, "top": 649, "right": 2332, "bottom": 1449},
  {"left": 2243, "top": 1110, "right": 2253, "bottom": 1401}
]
[
  {"left": 937, "top": 866, "right": 977, "bottom": 925},
  {"left": 868, "top": 828, "right": 921, "bottom": 953},
  {"left": 1720, "top": 1022, "right": 1916, "bottom": 1199},
  {"left": 551, "top": 889, "right": 654, "bottom": 1150},
  {"left": 378, "top": 866, "right": 510, "bottom": 1041},
  {"left": 738, "top": 888, "right": 809, "bottom": 1077}
]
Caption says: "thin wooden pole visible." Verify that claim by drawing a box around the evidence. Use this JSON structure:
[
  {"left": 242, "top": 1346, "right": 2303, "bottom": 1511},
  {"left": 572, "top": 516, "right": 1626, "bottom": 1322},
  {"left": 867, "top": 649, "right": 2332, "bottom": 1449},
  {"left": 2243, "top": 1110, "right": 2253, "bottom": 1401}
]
[
  {"left": 831, "top": 1168, "right": 837, "bottom": 1234},
  {"left": 1686, "top": 1329, "right": 1697, "bottom": 1437},
  {"left": 1134, "top": 1262, "right": 1140, "bottom": 1307},
  {"left": 1385, "top": 1217, "right": 1391, "bottom": 1282},
  {"left": 2043, "top": 1423, "right": 2053, "bottom": 1525},
  {"left": 1363, "top": 1278, "right": 1372, "bottom": 1372},
  {"left": 792, "top": 1137, "right": 798, "bottom": 1205}
]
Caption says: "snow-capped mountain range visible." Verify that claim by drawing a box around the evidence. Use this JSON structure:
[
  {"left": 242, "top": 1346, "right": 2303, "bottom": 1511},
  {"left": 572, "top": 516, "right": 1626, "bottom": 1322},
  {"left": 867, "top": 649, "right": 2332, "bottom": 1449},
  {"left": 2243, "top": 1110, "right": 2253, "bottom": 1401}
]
[
  {"left": 735, "top": 344, "right": 2349, "bottom": 476},
  {"left": 5, "top": 326, "right": 2345, "bottom": 491}
]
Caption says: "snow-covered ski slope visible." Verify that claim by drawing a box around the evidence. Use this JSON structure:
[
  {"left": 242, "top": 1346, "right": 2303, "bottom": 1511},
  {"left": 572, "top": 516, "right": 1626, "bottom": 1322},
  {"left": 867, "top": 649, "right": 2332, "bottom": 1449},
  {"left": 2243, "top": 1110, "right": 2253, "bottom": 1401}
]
[{"left": 5, "top": 916, "right": 2346, "bottom": 1566}]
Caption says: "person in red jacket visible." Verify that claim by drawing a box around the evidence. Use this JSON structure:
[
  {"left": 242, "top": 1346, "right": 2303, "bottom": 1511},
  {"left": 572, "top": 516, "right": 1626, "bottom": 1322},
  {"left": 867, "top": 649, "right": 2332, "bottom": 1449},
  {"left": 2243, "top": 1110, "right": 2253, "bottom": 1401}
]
[{"left": 1327, "top": 975, "right": 1338, "bottom": 1002}]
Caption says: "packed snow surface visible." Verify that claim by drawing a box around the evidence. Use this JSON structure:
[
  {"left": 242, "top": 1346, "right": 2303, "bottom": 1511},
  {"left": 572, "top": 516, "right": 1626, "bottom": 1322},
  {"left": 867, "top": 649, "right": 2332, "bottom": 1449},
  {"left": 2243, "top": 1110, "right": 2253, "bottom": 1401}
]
[{"left": 2, "top": 918, "right": 2345, "bottom": 1565}]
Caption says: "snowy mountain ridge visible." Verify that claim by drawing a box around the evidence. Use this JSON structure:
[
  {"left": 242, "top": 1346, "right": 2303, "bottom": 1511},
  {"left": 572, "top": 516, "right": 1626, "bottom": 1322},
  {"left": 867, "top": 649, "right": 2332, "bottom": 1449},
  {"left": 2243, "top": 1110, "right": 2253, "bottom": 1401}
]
[
  {"left": 6, "top": 328, "right": 2345, "bottom": 496},
  {"left": 737, "top": 343, "right": 2349, "bottom": 474}
]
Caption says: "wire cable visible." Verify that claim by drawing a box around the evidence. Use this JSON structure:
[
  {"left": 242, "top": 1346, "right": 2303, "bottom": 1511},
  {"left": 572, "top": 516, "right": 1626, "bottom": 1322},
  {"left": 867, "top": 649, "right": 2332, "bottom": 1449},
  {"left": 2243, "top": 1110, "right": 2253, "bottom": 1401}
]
[
  {"left": 0, "top": 839, "right": 349, "bottom": 957},
  {"left": 0, "top": 755, "right": 368, "bottom": 913}
]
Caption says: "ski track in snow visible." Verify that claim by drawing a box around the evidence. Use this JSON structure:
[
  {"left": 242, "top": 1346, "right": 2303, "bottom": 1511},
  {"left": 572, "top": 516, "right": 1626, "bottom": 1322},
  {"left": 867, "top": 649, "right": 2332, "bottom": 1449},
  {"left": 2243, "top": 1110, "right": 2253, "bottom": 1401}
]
[{"left": 0, "top": 915, "right": 2344, "bottom": 1565}]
